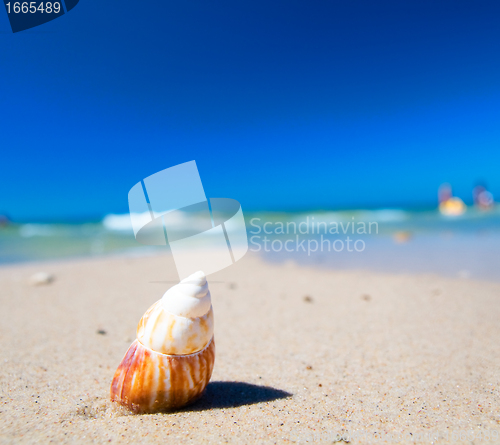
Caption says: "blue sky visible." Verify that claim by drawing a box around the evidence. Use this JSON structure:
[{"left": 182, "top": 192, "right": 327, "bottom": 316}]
[{"left": 1, "top": 0, "right": 500, "bottom": 221}]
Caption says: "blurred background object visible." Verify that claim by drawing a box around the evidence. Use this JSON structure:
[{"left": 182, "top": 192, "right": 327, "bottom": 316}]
[
  {"left": 438, "top": 183, "right": 466, "bottom": 216},
  {"left": 473, "top": 182, "right": 495, "bottom": 210},
  {"left": 0, "top": 214, "right": 10, "bottom": 228}
]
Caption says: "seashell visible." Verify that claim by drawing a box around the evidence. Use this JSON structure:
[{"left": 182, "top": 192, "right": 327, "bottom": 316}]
[{"left": 110, "top": 271, "right": 215, "bottom": 413}]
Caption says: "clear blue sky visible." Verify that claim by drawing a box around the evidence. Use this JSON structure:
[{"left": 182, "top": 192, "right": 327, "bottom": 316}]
[{"left": 1, "top": 0, "right": 500, "bottom": 221}]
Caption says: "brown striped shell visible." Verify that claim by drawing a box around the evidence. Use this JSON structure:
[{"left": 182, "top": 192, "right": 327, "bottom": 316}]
[{"left": 110, "top": 337, "right": 215, "bottom": 413}]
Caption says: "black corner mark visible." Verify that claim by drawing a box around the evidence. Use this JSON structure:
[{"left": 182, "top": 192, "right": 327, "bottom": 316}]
[
  {"left": 63, "top": 0, "right": 78, "bottom": 12},
  {"left": 3, "top": 0, "right": 79, "bottom": 33}
]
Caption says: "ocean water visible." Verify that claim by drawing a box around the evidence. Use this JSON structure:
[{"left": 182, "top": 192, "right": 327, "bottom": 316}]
[{"left": 1, "top": 207, "right": 500, "bottom": 281}]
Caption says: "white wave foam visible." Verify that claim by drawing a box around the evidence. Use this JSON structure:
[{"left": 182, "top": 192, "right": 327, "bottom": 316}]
[
  {"left": 102, "top": 211, "right": 213, "bottom": 233},
  {"left": 355, "top": 209, "right": 409, "bottom": 222},
  {"left": 289, "top": 209, "right": 409, "bottom": 224},
  {"left": 102, "top": 213, "right": 136, "bottom": 232},
  {"left": 19, "top": 224, "right": 57, "bottom": 238}
]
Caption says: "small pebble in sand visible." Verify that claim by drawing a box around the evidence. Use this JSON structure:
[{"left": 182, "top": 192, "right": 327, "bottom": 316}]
[
  {"left": 361, "top": 294, "right": 371, "bottom": 301},
  {"left": 306, "top": 365, "right": 312, "bottom": 370},
  {"left": 96, "top": 329, "right": 107, "bottom": 335},
  {"left": 303, "top": 295, "right": 313, "bottom": 303},
  {"left": 29, "top": 272, "right": 54, "bottom": 286}
]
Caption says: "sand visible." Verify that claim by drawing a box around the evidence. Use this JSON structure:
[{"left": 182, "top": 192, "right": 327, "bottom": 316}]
[{"left": 0, "top": 253, "right": 499, "bottom": 444}]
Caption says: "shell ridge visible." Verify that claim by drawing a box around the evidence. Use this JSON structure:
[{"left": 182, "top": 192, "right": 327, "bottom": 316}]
[
  {"left": 149, "top": 353, "right": 160, "bottom": 410},
  {"left": 142, "top": 302, "right": 162, "bottom": 344},
  {"left": 120, "top": 340, "right": 140, "bottom": 403}
]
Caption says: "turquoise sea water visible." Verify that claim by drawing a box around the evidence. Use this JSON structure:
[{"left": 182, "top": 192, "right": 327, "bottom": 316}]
[{"left": 1, "top": 207, "right": 499, "bottom": 281}]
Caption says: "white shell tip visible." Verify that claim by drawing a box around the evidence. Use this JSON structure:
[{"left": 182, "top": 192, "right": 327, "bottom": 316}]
[{"left": 181, "top": 271, "right": 206, "bottom": 284}]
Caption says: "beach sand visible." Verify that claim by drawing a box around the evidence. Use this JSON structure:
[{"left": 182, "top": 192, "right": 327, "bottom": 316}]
[{"left": 0, "top": 253, "right": 499, "bottom": 444}]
